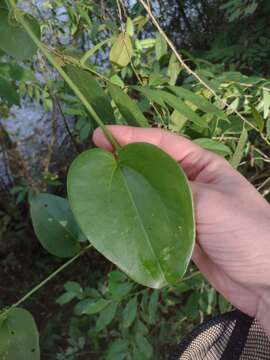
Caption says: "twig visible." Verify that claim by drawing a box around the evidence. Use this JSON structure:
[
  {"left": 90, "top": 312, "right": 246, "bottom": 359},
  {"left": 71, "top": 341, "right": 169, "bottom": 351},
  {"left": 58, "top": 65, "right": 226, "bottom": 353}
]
[{"left": 1, "top": 244, "right": 92, "bottom": 318}]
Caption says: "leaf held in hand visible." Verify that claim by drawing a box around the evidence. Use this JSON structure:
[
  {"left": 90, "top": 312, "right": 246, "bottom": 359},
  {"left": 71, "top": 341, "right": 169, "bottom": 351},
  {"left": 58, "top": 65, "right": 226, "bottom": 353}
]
[{"left": 68, "top": 143, "right": 195, "bottom": 289}]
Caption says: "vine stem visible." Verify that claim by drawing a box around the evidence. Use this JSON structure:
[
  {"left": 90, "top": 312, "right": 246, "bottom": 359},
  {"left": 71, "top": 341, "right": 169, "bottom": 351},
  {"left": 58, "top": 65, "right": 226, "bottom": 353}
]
[
  {"left": 138, "top": 0, "right": 270, "bottom": 146},
  {"left": 2, "top": 244, "right": 92, "bottom": 315},
  {"left": 7, "top": 0, "right": 121, "bottom": 152}
]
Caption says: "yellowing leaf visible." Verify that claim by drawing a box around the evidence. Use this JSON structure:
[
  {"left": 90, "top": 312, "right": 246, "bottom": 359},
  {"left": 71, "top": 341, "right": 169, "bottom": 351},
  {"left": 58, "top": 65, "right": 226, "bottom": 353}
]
[{"left": 110, "top": 33, "right": 133, "bottom": 68}]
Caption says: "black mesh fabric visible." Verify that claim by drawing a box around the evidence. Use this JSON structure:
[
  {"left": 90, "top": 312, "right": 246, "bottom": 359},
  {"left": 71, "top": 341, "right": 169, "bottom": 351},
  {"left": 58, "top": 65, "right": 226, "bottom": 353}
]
[{"left": 170, "top": 311, "right": 270, "bottom": 360}]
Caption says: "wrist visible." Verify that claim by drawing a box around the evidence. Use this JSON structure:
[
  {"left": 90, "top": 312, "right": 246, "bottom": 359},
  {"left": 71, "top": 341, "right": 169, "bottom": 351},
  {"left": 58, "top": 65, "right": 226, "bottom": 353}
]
[{"left": 257, "top": 289, "right": 270, "bottom": 337}]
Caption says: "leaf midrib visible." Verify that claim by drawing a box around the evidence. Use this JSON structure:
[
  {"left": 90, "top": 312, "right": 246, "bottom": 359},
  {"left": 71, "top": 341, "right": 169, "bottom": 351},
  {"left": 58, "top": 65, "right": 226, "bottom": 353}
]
[{"left": 117, "top": 164, "right": 167, "bottom": 285}]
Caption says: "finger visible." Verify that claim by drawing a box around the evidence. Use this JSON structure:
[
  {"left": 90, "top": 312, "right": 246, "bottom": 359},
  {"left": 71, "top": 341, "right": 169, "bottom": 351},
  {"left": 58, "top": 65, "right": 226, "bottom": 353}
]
[
  {"left": 93, "top": 125, "right": 200, "bottom": 160},
  {"left": 93, "top": 126, "right": 230, "bottom": 181}
]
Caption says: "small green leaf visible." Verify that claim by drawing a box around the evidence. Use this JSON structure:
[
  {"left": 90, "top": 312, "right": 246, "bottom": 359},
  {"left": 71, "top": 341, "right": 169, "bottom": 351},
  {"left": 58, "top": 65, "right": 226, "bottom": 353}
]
[
  {"left": 0, "top": 9, "right": 40, "bottom": 61},
  {"left": 74, "top": 299, "right": 110, "bottom": 315},
  {"left": 96, "top": 302, "right": 118, "bottom": 332},
  {"left": 263, "top": 89, "right": 270, "bottom": 119},
  {"left": 194, "top": 138, "right": 232, "bottom": 157},
  {"left": 106, "top": 339, "right": 129, "bottom": 359},
  {"left": 64, "top": 281, "right": 82, "bottom": 295},
  {"left": 0, "top": 308, "right": 40, "bottom": 360},
  {"left": 108, "top": 83, "right": 149, "bottom": 127},
  {"left": 0, "top": 63, "right": 34, "bottom": 81},
  {"left": 230, "top": 127, "right": 248, "bottom": 168},
  {"left": 110, "top": 74, "right": 124, "bottom": 88},
  {"left": 109, "top": 283, "right": 133, "bottom": 300},
  {"left": 0, "top": 76, "right": 20, "bottom": 106},
  {"left": 135, "top": 334, "right": 153, "bottom": 359},
  {"left": 250, "top": 105, "right": 264, "bottom": 132},
  {"left": 148, "top": 291, "right": 159, "bottom": 325},
  {"left": 134, "top": 320, "right": 148, "bottom": 336},
  {"left": 159, "top": 90, "right": 207, "bottom": 128},
  {"left": 68, "top": 143, "right": 195, "bottom": 289},
  {"left": 66, "top": 65, "right": 115, "bottom": 124},
  {"left": 30, "top": 193, "right": 82, "bottom": 258},
  {"left": 169, "top": 110, "right": 187, "bottom": 132},
  {"left": 167, "top": 54, "right": 182, "bottom": 85},
  {"left": 136, "top": 38, "right": 156, "bottom": 49},
  {"left": 126, "top": 17, "right": 134, "bottom": 37},
  {"left": 122, "top": 297, "right": 137, "bottom": 328},
  {"left": 155, "top": 33, "right": 167, "bottom": 60},
  {"left": 134, "top": 86, "right": 167, "bottom": 107},
  {"left": 110, "top": 32, "right": 133, "bottom": 68},
  {"left": 135, "top": 87, "right": 207, "bottom": 128},
  {"left": 169, "top": 86, "right": 228, "bottom": 121},
  {"left": 56, "top": 292, "right": 76, "bottom": 305},
  {"left": 267, "top": 118, "right": 270, "bottom": 139}
]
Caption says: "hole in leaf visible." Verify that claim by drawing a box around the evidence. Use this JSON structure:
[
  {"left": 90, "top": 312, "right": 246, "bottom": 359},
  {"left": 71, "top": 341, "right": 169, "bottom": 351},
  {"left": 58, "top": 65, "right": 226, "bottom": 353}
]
[
  {"left": 10, "top": 331, "right": 15, "bottom": 335},
  {"left": 31, "top": 348, "right": 36, "bottom": 352},
  {"left": 44, "top": 204, "right": 48, "bottom": 208}
]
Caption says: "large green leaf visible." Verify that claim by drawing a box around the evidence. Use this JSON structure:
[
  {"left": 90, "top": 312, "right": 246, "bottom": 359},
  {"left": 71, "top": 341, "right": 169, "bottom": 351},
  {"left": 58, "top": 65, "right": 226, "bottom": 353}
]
[
  {"left": 110, "top": 32, "right": 133, "bottom": 68},
  {"left": 30, "top": 193, "right": 82, "bottom": 258},
  {"left": 68, "top": 143, "right": 195, "bottom": 289},
  {"left": 0, "top": 308, "right": 40, "bottom": 360},
  {"left": 169, "top": 86, "right": 228, "bottom": 121},
  {"left": 0, "top": 9, "right": 40, "bottom": 61},
  {"left": 66, "top": 65, "right": 115, "bottom": 124},
  {"left": 107, "top": 83, "right": 149, "bottom": 127}
]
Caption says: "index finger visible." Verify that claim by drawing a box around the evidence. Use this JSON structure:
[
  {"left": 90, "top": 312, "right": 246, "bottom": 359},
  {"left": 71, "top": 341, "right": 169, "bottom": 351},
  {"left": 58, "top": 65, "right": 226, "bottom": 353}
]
[
  {"left": 93, "top": 125, "right": 202, "bottom": 162},
  {"left": 92, "top": 125, "right": 227, "bottom": 181}
]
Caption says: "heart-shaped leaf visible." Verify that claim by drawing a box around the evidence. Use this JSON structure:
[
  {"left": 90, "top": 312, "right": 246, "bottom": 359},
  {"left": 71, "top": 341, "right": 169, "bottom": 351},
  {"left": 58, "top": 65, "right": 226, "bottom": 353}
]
[
  {"left": 0, "top": 308, "right": 40, "bottom": 360},
  {"left": 68, "top": 143, "right": 195, "bottom": 288},
  {"left": 0, "top": 9, "right": 40, "bottom": 61},
  {"left": 30, "top": 193, "right": 83, "bottom": 258}
]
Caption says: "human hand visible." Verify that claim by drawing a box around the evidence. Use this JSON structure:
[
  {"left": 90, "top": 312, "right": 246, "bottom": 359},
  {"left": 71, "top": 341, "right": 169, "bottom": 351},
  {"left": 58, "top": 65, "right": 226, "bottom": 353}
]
[{"left": 93, "top": 125, "right": 270, "bottom": 335}]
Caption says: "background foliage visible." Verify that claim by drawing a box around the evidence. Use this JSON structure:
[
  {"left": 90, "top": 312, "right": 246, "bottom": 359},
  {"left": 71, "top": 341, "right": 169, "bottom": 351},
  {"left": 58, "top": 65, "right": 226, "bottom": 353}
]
[{"left": 1, "top": 0, "right": 270, "bottom": 359}]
